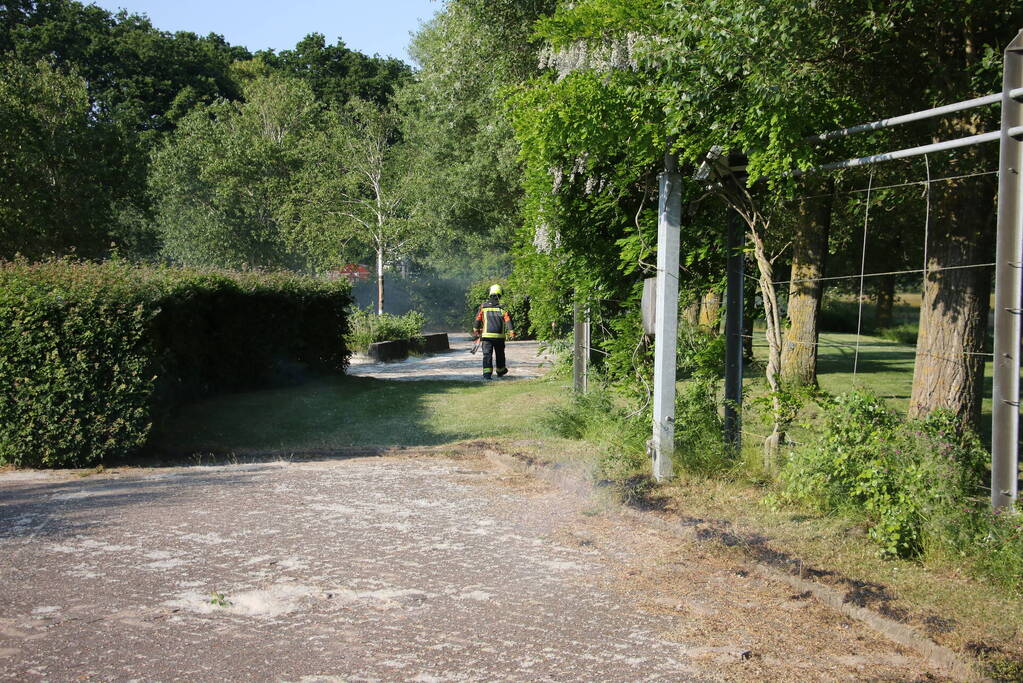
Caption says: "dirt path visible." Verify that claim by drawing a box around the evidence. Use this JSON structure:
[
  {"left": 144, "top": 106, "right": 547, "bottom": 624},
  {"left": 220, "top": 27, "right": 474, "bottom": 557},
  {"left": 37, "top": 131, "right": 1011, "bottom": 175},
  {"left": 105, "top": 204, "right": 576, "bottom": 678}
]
[
  {"left": 0, "top": 448, "right": 947, "bottom": 681},
  {"left": 347, "top": 333, "right": 555, "bottom": 382}
]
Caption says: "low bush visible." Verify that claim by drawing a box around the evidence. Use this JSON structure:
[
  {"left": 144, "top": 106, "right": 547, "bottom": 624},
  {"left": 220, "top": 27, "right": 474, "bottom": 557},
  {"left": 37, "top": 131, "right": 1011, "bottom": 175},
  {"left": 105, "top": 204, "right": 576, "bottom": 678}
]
[
  {"left": 465, "top": 280, "right": 532, "bottom": 339},
  {"left": 673, "top": 379, "right": 729, "bottom": 474},
  {"left": 776, "top": 392, "right": 1022, "bottom": 592},
  {"left": 345, "top": 308, "right": 426, "bottom": 352},
  {"left": 0, "top": 260, "right": 352, "bottom": 468}
]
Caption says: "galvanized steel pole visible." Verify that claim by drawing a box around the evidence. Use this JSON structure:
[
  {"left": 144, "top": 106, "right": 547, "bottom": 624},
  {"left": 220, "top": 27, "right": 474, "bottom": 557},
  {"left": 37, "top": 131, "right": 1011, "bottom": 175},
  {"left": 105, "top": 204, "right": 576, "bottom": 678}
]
[
  {"left": 573, "top": 301, "right": 586, "bottom": 394},
  {"left": 651, "top": 153, "right": 681, "bottom": 481},
  {"left": 723, "top": 209, "right": 745, "bottom": 451},
  {"left": 992, "top": 29, "right": 1023, "bottom": 511}
]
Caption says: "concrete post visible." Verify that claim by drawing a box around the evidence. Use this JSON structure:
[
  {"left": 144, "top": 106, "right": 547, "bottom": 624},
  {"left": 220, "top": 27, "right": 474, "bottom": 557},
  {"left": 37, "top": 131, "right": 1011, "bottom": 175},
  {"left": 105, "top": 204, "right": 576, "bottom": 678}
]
[
  {"left": 573, "top": 302, "right": 587, "bottom": 394},
  {"left": 651, "top": 154, "right": 682, "bottom": 481},
  {"left": 583, "top": 307, "right": 591, "bottom": 393},
  {"left": 992, "top": 30, "right": 1023, "bottom": 510}
]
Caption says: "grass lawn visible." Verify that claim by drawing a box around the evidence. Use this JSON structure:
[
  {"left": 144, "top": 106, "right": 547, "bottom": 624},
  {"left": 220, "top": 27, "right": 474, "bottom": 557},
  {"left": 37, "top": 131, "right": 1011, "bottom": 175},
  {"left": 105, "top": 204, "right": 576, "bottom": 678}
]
[
  {"left": 151, "top": 374, "right": 567, "bottom": 454},
  {"left": 747, "top": 331, "right": 996, "bottom": 445}
]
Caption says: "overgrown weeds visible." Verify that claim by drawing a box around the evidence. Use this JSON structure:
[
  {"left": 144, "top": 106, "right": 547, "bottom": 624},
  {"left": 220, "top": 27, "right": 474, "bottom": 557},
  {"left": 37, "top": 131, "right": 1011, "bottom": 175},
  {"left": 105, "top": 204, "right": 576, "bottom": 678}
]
[
  {"left": 550, "top": 374, "right": 1022, "bottom": 595},
  {"left": 346, "top": 307, "right": 425, "bottom": 352},
  {"left": 770, "top": 391, "right": 1021, "bottom": 592}
]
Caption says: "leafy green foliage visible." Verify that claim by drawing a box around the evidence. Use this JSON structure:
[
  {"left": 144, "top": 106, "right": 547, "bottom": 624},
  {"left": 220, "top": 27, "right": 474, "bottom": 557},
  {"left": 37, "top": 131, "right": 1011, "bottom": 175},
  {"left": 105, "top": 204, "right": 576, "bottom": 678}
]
[
  {"left": 0, "top": 260, "right": 352, "bottom": 468},
  {"left": 673, "top": 380, "right": 728, "bottom": 475},
  {"left": 0, "top": 60, "right": 123, "bottom": 259},
  {"left": 346, "top": 308, "right": 425, "bottom": 352},
  {"left": 150, "top": 74, "right": 321, "bottom": 270},
  {"left": 289, "top": 98, "right": 413, "bottom": 294},
  {"left": 778, "top": 393, "right": 991, "bottom": 560},
  {"left": 1, "top": 0, "right": 249, "bottom": 132},
  {"left": 398, "top": 0, "right": 556, "bottom": 254},
  {"left": 1, "top": 2, "right": 413, "bottom": 261},
  {"left": 259, "top": 33, "right": 411, "bottom": 109}
]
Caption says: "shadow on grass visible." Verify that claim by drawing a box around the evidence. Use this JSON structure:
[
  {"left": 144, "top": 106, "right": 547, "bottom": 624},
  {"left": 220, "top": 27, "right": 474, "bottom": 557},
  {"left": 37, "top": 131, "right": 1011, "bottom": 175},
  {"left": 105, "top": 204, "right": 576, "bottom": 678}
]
[{"left": 147, "top": 373, "right": 558, "bottom": 459}]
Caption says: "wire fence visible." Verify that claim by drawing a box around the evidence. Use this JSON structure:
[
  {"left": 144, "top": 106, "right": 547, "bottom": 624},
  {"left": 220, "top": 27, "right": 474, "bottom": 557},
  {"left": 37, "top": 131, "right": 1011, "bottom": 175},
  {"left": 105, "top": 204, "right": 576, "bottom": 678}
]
[{"left": 720, "top": 153, "right": 1004, "bottom": 446}]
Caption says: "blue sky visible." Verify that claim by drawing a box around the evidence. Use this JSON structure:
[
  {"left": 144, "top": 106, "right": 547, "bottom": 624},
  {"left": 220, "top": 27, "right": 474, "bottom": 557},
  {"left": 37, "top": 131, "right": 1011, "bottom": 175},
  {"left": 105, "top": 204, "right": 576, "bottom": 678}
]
[{"left": 89, "top": 0, "right": 441, "bottom": 62}]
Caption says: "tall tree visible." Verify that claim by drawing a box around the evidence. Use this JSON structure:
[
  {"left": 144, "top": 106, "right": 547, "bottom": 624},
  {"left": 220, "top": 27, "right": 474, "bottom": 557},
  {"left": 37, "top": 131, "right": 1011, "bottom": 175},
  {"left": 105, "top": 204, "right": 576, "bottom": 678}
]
[
  {"left": 289, "top": 99, "right": 411, "bottom": 313},
  {"left": 1, "top": 0, "right": 248, "bottom": 132},
  {"left": 781, "top": 181, "right": 833, "bottom": 388},
  {"left": 0, "top": 60, "right": 122, "bottom": 259},
  {"left": 259, "top": 33, "right": 411, "bottom": 109},
  {"left": 398, "top": 0, "right": 557, "bottom": 255},
  {"left": 150, "top": 75, "right": 319, "bottom": 269},
  {"left": 1, "top": 0, "right": 252, "bottom": 258}
]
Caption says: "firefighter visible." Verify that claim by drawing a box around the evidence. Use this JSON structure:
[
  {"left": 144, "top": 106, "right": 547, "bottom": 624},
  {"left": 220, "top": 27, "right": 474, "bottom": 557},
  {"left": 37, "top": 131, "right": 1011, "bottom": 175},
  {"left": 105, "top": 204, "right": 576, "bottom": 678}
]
[{"left": 472, "top": 284, "right": 515, "bottom": 379}]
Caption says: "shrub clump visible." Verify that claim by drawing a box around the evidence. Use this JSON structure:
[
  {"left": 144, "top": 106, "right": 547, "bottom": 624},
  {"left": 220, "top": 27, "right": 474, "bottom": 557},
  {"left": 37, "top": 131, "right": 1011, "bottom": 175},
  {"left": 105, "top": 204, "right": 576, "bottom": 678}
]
[
  {"left": 0, "top": 260, "right": 352, "bottom": 468},
  {"left": 877, "top": 323, "right": 918, "bottom": 345},
  {"left": 345, "top": 308, "right": 426, "bottom": 352},
  {"left": 544, "top": 388, "right": 648, "bottom": 481},
  {"left": 777, "top": 392, "right": 1022, "bottom": 592}
]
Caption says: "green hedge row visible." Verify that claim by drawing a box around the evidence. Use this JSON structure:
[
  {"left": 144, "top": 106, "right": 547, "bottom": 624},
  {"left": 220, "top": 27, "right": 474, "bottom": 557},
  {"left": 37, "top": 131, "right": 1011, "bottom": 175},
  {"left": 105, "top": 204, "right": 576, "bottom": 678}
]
[{"left": 0, "top": 260, "right": 352, "bottom": 468}]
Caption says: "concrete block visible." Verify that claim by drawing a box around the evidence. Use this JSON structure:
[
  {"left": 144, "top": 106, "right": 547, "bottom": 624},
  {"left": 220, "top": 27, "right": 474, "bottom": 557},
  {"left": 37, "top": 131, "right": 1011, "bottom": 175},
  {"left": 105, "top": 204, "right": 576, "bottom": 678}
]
[{"left": 367, "top": 339, "right": 409, "bottom": 362}]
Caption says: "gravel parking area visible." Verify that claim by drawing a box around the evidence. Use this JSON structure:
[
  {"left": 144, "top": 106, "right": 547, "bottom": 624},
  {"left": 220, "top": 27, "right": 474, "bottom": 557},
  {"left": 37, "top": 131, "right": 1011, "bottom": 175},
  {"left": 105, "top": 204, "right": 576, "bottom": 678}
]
[{"left": 0, "top": 448, "right": 946, "bottom": 681}]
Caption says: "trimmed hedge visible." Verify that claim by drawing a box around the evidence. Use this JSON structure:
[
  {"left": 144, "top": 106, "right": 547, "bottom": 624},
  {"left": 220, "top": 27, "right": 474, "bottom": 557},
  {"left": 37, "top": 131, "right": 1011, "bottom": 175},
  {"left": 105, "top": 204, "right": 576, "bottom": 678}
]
[{"left": 0, "top": 260, "right": 352, "bottom": 468}]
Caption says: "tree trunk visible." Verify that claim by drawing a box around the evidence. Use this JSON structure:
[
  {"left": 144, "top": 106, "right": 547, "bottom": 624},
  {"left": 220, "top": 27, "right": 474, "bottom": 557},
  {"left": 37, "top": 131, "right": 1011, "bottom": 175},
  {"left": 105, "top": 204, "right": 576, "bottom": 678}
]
[
  {"left": 874, "top": 275, "right": 896, "bottom": 329},
  {"left": 909, "top": 175, "right": 995, "bottom": 431},
  {"left": 699, "top": 291, "right": 722, "bottom": 333},
  {"left": 683, "top": 298, "right": 701, "bottom": 328},
  {"left": 780, "top": 186, "right": 831, "bottom": 388},
  {"left": 376, "top": 247, "right": 385, "bottom": 315}
]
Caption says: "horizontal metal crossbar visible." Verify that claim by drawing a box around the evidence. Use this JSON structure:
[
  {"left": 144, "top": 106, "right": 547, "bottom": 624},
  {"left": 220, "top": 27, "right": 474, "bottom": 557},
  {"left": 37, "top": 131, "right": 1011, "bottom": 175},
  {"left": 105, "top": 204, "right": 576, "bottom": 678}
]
[
  {"left": 792, "top": 126, "right": 1023, "bottom": 176},
  {"left": 808, "top": 87, "right": 1023, "bottom": 142}
]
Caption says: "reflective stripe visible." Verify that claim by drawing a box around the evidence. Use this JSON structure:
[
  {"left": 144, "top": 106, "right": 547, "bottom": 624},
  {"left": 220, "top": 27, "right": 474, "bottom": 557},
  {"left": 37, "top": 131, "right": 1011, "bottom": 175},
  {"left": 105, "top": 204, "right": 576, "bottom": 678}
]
[{"left": 482, "top": 307, "right": 507, "bottom": 337}]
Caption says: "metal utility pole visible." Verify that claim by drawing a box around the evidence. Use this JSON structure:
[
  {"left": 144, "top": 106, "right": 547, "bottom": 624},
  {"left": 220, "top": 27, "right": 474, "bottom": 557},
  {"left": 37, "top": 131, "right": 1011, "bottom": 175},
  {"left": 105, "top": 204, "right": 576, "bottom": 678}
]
[
  {"left": 992, "top": 29, "right": 1023, "bottom": 511},
  {"left": 723, "top": 209, "right": 745, "bottom": 451},
  {"left": 573, "top": 302, "right": 589, "bottom": 393},
  {"left": 651, "top": 153, "right": 682, "bottom": 481}
]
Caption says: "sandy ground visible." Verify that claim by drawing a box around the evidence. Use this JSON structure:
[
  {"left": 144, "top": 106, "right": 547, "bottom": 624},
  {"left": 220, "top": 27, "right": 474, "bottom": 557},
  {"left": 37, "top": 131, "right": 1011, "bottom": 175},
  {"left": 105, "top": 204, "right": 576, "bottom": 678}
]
[
  {"left": 0, "top": 447, "right": 947, "bottom": 681},
  {"left": 347, "top": 333, "right": 555, "bottom": 382}
]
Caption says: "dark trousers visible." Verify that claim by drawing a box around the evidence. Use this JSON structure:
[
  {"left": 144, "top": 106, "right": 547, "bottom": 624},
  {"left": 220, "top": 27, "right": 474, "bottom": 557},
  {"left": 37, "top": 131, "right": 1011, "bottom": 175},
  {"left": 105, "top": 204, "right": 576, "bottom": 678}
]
[{"left": 481, "top": 339, "right": 506, "bottom": 376}]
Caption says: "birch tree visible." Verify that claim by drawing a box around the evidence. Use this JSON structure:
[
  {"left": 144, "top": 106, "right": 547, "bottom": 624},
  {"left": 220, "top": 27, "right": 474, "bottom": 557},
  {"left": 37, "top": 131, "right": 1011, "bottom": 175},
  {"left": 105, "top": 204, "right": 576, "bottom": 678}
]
[{"left": 291, "top": 98, "right": 411, "bottom": 313}]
